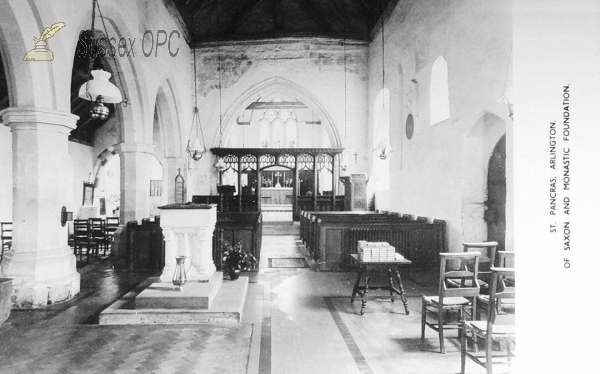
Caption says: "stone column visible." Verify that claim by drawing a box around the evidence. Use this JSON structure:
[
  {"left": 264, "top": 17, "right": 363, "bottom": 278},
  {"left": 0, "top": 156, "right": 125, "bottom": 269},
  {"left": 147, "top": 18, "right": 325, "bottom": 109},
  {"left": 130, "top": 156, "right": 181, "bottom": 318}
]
[
  {"left": 116, "top": 143, "right": 155, "bottom": 222},
  {"left": 0, "top": 108, "right": 80, "bottom": 307},
  {"left": 112, "top": 143, "right": 154, "bottom": 259}
]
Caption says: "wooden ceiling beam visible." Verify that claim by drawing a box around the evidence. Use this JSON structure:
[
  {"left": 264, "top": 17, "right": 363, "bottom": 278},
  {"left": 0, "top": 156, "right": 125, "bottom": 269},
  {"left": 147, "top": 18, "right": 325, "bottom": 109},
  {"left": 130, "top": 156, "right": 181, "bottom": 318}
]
[
  {"left": 272, "top": 0, "right": 283, "bottom": 32},
  {"left": 190, "top": 0, "right": 208, "bottom": 19},
  {"left": 298, "top": 0, "right": 333, "bottom": 32},
  {"left": 354, "top": 0, "right": 377, "bottom": 24},
  {"left": 225, "top": 0, "right": 263, "bottom": 34}
]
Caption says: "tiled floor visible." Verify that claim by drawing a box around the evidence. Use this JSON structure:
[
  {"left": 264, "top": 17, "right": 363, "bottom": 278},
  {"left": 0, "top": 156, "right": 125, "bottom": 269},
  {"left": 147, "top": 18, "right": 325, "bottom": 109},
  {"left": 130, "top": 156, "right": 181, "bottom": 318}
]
[{"left": 0, "top": 223, "right": 505, "bottom": 374}]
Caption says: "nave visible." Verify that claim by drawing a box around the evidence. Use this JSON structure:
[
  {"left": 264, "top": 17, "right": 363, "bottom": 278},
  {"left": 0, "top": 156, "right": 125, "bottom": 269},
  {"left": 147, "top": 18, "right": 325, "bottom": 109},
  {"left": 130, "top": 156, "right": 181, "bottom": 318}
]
[{"left": 0, "top": 223, "right": 498, "bottom": 374}]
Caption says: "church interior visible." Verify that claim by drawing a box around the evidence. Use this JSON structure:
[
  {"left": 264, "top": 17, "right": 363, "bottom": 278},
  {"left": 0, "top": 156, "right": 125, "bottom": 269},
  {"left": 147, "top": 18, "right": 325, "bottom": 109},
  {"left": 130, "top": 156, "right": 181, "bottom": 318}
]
[{"left": 0, "top": 0, "right": 537, "bottom": 372}]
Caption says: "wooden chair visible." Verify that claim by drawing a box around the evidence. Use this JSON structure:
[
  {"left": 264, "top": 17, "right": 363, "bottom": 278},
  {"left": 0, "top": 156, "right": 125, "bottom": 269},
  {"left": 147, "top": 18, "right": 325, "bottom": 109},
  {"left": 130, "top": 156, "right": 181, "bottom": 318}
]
[
  {"left": 421, "top": 252, "right": 481, "bottom": 354},
  {"left": 73, "top": 219, "right": 97, "bottom": 264},
  {"left": 89, "top": 218, "right": 108, "bottom": 255},
  {"left": 1, "top": 222, "right": 12, "bottom": 262},
  {"left": 462, "top": 242, "right": 498, "bottom": 294},
  {"left": 461, "top": 267, "right": 516, "bottom": 374},
  {"left": 476, "top": 251, "right": 515, "bottom": 320},
  {"left": 105, "top": 217, "right": 120, "bottom": 252}
]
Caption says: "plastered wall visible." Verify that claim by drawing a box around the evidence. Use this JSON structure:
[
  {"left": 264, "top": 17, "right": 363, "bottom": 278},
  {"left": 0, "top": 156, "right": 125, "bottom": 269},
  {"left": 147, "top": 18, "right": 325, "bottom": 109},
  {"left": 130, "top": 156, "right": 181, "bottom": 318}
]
[
  {"left": 368, "top": 0, "right": 513, "bottom": 251},
  {"left": 190, "top": 38, "right": 370, "bottom": 195}
]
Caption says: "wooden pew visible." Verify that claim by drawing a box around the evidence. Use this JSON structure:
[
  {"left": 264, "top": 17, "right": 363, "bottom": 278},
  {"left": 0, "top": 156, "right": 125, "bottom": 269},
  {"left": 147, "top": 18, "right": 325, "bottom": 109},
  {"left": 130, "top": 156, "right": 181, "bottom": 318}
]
[
  {"left": 300, "top": 211, "right": 446, "bottom": 271},
  {"left": 300, "top": 211, "right": 384, "bottom": 253}
]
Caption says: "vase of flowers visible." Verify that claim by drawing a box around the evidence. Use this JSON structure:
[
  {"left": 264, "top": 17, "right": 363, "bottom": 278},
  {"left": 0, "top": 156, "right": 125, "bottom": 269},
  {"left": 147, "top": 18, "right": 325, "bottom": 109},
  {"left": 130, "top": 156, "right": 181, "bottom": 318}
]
[{"left": 220, "top": 239, "right": 257, "bottom": 280}]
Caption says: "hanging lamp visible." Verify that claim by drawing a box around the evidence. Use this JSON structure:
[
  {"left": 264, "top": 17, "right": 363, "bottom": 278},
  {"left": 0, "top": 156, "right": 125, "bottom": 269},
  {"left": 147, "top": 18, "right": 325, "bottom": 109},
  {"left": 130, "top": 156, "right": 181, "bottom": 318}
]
[
  {"left": 341, "top": 8, "right": 349, "bottom": 173},
  {"left": 214, "top": 1, "right": 226, "bottom": 172},
  {"left": 374, "top": 16, "right": 392, "bottom": 160},
  {"left": 186, "top": 31, "right": 207, "bottom": 161},
  {"left": 78, "top": 0, "right": 126, "bottom": 121}
]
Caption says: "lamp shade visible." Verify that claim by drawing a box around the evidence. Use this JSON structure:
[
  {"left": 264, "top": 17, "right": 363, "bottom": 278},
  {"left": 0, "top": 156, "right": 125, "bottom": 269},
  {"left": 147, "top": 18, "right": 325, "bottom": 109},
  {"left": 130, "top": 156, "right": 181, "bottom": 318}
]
[
  {"left": 189, "top": 137, "right": 205, "bottom": 154},
  {"left": 78, "top": 69, "right": 123, "bottom": 103}
]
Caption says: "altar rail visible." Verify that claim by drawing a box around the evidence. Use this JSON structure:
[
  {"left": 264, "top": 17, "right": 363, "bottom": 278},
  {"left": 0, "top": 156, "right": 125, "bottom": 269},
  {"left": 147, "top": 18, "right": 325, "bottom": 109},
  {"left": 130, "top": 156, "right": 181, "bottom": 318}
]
[
  {"left": 212, "top": 212, "right": 262, "bottom": 270},
  {"left": 300, "top": 211, "right": 446, "bottom": 271}
]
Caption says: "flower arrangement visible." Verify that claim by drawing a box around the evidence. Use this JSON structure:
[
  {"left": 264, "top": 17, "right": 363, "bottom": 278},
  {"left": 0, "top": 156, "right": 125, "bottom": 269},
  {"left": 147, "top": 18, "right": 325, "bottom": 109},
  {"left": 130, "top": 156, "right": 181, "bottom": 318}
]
[{"left": 220, "top": 239, "right": 257, "bottom": 279}]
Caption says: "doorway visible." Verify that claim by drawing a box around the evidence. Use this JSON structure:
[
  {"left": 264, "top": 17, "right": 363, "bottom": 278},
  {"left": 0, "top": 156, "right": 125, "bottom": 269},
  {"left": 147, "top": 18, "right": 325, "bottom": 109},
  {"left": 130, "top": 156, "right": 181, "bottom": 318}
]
[{"left": 485, "top": 135, "right": 506, "bottom": 251}]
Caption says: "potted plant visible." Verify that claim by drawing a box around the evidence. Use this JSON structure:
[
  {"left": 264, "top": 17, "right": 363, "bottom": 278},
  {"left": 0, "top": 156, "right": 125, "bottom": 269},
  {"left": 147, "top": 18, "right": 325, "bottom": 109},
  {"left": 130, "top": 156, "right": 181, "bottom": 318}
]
[{"left": 220, "top": 239, "right": 257, "bottom": 280}]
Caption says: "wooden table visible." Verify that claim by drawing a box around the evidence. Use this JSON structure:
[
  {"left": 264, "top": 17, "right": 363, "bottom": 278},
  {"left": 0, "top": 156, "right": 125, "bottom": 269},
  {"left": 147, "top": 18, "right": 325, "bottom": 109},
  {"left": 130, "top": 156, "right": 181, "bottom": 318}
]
[{"left": 350, "top": 254, "right": 412, "bottom": 315}]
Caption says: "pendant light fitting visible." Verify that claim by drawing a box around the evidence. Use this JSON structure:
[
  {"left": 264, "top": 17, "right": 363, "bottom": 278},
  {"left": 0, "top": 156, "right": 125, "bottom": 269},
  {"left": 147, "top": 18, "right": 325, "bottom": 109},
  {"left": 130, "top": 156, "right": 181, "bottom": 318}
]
[{"left": 78, "top": 0, "right": 127, "bottom": 121}]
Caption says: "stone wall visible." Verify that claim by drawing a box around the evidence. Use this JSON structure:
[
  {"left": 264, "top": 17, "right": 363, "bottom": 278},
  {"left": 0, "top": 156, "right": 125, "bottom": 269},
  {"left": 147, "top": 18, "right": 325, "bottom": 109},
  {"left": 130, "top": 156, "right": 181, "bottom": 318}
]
[{"left": 190, "top": 38, "right": 370, "bottom": 195}]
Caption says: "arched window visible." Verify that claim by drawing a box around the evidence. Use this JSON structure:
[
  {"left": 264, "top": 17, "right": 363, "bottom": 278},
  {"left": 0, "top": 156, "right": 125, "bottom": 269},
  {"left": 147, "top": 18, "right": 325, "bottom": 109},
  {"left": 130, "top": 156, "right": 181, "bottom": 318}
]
[{"left": 430, "top": 56, "right": 450, "bottom": 125}]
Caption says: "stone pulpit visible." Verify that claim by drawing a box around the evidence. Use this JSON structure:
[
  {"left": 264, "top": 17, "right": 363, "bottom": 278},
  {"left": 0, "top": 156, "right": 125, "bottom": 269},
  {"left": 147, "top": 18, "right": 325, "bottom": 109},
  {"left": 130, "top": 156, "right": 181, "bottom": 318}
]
[{"left": 158, "top": 203, "right": 217, "bottom": 283}]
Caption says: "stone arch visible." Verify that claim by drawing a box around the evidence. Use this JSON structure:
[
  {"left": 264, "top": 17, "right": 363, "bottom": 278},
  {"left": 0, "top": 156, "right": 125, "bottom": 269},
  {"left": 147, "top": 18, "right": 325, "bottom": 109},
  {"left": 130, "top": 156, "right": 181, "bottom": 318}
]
[
  {"left": 92, "top": 146, "right": 118, "bottom": 186},
  {"left": 216, "top": 77, "right": 342, "bottom": 148},
  {"left": 461, "top": 111, "right": 507, "bottom": 242},
  {"left": 153, "top": 79, "right": 184, "bottom": 159},
  {"left": 0, "top": 5, "right": 42, "bottom": 108}
]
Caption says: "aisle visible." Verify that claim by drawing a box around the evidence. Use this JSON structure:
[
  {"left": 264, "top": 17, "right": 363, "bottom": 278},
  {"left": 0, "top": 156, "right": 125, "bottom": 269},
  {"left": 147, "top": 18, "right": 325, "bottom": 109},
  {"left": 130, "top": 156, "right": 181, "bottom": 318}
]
[{"left": 247, "top": 225, "right": 487, "bottom": 374}]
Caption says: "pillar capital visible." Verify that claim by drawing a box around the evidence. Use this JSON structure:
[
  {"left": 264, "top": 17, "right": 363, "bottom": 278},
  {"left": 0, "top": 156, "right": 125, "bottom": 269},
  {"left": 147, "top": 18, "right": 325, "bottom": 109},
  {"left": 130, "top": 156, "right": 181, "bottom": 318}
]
[
  {"left": 1, "top": 107, "right": 78, "bottom": 135},
  {"left": 115, "top": 142, "right": 155, "bottom": 155}
]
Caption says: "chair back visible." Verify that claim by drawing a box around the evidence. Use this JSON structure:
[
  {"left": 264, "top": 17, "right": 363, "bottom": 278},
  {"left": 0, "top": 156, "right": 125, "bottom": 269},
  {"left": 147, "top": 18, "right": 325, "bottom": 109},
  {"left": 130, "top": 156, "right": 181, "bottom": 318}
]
[
  {"left": 106, "top": 217, "right": 120, "bottom": 227},
  {"left": 497, "top": 251, "right": 515, "bottom": 268},
  {"left": 1, "top": 222, "right": 12, "bottom": 240},
  {"left": 73, "top": 219, "right": 89, "bottom": 237},
  {"left": 487, "top": 267, "right": 516, "bottom": 327},
  {"left": 462, "top": 241, "right": 498, "bottom": 266},
  {"left": 439, "top": 252, "right": 481, "bottom": 299}
]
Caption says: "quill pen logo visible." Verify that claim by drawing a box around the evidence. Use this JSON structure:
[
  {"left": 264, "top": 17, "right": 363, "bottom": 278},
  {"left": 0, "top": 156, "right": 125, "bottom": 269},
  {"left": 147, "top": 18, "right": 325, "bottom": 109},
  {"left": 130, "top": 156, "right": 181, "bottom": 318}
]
[{"left": 23, "top": 22, "right": 66, "bottom": 61}]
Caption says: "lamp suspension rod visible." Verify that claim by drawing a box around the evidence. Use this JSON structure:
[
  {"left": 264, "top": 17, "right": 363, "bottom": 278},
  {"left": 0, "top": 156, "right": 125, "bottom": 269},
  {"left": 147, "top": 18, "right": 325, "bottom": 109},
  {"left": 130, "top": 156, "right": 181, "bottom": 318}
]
[
  {"left": 217, "top": 0, "right": 223, "bottom": 147},
  {"left": 84, "top": 0, "right": 98, "bottom": 100},
  {"left": 382, "top": 15, "right": 385, "bottom": 103},
  {"left": 343, "top": 5, "right": 347, "bottom": 140},
  {"left": 502, "top": 47, "right": 513, "bottom": 99}
]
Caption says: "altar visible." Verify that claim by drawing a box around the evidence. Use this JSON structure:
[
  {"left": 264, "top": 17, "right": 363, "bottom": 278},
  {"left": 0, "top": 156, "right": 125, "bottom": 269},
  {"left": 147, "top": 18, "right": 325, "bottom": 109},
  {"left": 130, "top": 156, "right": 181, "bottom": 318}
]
[{"left": 260, "top": 187, "right": 293, "bottom": 205}]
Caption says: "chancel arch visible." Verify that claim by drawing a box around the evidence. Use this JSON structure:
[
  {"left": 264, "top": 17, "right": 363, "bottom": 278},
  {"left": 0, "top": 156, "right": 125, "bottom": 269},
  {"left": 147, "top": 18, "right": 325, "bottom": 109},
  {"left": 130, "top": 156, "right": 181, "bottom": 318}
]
[{"left": 217, "top": 77, "right": 342, "bottom": 149}]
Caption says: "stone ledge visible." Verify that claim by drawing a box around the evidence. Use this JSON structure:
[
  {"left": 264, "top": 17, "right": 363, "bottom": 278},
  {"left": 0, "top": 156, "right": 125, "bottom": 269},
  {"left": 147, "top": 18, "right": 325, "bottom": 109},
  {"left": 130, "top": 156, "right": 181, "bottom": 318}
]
[
  {"left": 135, "top": 272, "right": 223, "bottom": 309},
  {"left": 99, "top": 275, "right": 248, "bottom": 325}
]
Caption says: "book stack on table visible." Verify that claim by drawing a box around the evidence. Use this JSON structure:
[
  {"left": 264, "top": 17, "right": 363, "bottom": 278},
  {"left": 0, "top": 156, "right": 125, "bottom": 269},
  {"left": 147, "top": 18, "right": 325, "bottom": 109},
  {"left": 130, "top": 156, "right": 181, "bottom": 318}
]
[{"left": 358, "top": 241, "right": 402, "bottom": 262}]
